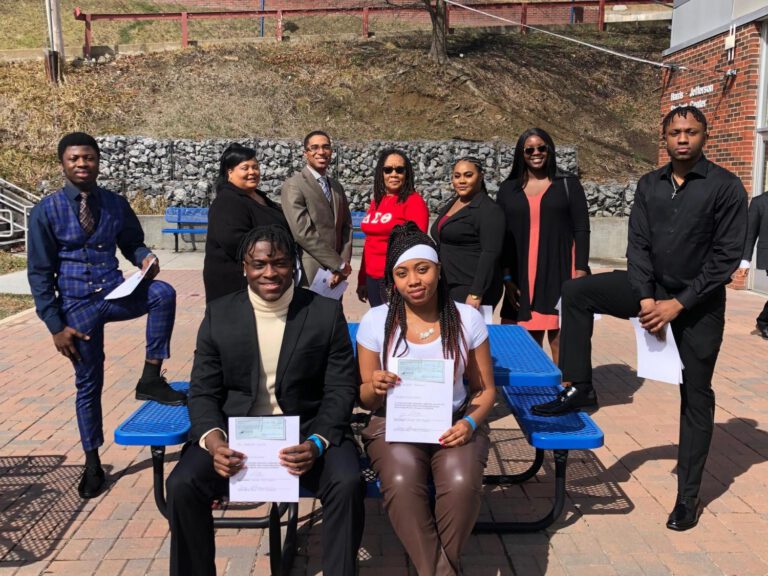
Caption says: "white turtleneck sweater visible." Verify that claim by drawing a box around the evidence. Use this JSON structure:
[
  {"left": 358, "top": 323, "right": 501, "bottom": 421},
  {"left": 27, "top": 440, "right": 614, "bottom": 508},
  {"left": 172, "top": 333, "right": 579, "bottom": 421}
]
[{"left": 247, "top": 283, "right": 294, "bottom": 416}]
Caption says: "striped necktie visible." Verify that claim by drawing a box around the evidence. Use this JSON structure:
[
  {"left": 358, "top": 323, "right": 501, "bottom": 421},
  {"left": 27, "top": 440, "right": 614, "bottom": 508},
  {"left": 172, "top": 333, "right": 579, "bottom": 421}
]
[
  {"left": 318, "top": 177, "right": 333, "bottom": 205},
  {"left": 78, "top": 192, "right": 96, "bottom": 235}
]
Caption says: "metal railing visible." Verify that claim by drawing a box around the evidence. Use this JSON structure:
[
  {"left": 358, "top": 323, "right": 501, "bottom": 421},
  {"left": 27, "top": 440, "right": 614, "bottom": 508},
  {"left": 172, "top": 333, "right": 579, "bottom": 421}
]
[
  {"left": 72, "top": 0, "right": 668, "bottom": 59},
  {"left": 0, "top": 178, "right": 39, "bottom": 249}
]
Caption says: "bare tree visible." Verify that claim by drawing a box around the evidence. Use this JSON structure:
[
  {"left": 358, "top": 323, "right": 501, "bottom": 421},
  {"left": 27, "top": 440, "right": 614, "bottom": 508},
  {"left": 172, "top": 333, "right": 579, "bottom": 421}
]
[
  {"left": 423, "top": 0, "right": 448, "bottom": 64},
  {"left": 386, "top": 0, "right": 449, "bottom": 64}
]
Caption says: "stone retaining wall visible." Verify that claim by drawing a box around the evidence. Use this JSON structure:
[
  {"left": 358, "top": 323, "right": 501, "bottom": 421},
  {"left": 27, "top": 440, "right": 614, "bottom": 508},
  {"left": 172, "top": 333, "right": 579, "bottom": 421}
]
[{"left": 87, "top": 135, "right": 636, "bottom": 216}]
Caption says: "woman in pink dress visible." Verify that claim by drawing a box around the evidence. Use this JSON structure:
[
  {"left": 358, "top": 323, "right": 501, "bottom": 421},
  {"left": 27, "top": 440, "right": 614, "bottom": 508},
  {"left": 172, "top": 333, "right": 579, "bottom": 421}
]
[{"left": 496, "top": 128, "right": 590, "bottom": 363}]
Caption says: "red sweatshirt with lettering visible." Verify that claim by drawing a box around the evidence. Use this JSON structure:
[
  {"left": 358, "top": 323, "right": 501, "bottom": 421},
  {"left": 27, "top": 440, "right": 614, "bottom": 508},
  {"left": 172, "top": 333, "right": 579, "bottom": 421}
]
[{"left": 359, "top": 192, "right": 429, "bottom": 282}]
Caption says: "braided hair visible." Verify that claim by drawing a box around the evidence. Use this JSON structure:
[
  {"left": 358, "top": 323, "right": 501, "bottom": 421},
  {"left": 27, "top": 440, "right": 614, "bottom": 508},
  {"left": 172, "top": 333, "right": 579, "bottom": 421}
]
[
  {"left": 237, "top": 224, "right": 297, "bottom": 264},
  {"left": 662, "top": 105, "right": 708, "bottom": 134},
  {"left": 372, "top": 148, "right": 416, "bottom": 206},
  {"left": 382, "top": 222, "right": 467, "bottom": 372}
]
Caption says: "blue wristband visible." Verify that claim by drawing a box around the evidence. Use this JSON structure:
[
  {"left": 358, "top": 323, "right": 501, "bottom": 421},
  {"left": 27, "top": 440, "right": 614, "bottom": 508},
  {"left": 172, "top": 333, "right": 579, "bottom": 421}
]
[
  {"left": 307, "top": 435, "right": 324, "bottom": 457},
  {"left": 463, "top": 415, "right": 477, "bottom": 431},
  {"left": 503, "top": 275, "right": 512, "bottom": 282}
]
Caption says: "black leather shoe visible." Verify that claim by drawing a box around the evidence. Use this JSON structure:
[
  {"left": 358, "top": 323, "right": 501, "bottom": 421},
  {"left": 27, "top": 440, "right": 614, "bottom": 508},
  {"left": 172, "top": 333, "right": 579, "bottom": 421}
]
[
  {"left": 135, "top": 375, "right": 187, "bottom": 406},
  {"left": 758, "top": 325, "right": 768, "bottom": 340},
  {"left": 666, "top": 496, "right": 702, "bottom": 531},
  {"left": 531, "top": 384, "right": 598, "bottom": 417},
  {"left": 78, "top": 465, "right": 106, "bottom": 499}
]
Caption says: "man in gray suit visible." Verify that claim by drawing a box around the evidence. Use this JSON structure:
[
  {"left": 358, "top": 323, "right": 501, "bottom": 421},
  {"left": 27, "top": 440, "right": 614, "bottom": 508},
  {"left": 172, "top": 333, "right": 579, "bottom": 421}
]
[
  {"left": 281, "top": 130, "right": 353, "bottom": 287},
  {"left": 736, "top": 192, "right": 768, "bottom": 339}
]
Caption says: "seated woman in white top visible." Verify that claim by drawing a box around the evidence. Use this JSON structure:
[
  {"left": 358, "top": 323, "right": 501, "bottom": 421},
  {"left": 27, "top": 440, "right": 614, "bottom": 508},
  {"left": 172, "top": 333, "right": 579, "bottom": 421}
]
[{"left": 356, "top": 221, "right": 496, "bottom": 576}]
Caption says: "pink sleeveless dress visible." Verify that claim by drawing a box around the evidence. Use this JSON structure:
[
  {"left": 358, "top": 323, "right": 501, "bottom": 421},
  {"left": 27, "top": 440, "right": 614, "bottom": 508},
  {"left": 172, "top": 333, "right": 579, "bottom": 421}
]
[{"left": 518, "top": 191, "right": 560, "bottom": 331}]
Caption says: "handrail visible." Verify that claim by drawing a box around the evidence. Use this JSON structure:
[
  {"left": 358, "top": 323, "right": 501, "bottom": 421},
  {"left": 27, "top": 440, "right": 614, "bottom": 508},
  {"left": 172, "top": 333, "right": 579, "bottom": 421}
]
[
  {"left": 0, "top": 181, "right": 35, "bottom": 249},
  {"left": 0, "top": 190, "right": 33, "bottom": 214},
  {"left": 73, "top": 0, "right": 665, "bottom": 58},
  {"left": 0, "top": 177, "right": 40, "bottom": 205}
]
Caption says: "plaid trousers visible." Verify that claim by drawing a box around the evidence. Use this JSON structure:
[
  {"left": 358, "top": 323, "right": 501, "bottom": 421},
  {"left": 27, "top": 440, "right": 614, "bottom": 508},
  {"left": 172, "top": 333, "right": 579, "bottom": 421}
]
[{"left": 63, "top": 279, "right": 176, "bottom": 451}]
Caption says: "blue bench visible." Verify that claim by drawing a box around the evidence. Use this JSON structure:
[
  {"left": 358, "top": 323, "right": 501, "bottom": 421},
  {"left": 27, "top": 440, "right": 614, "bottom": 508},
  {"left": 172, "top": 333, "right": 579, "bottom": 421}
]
[
  {"left": 115, "top": 325, "right": 603, "bottom": 574},
  {"left": 351, "top": 210, "right": 366, "bottom": 241},
  {"left": 161, "top": 207, "right": 208, "bottom": 252}
]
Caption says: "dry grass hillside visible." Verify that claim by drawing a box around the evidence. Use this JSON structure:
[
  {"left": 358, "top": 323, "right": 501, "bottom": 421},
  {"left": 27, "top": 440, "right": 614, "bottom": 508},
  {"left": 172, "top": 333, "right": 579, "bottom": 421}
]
[{"left": 0, "top": 22, "right": 668, "bottom": 190}]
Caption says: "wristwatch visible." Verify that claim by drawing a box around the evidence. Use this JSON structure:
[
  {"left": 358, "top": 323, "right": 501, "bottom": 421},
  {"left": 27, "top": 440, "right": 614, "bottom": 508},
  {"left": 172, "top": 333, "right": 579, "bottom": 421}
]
[{"left": 469, "top": 294, "right": 480, "bottom": 301}]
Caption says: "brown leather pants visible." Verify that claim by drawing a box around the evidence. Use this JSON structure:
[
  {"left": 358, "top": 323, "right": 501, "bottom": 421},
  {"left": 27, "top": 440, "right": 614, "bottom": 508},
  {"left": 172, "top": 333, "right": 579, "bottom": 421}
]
[{"left": 364, "top": 415, "right": 490, "bottom": 576}]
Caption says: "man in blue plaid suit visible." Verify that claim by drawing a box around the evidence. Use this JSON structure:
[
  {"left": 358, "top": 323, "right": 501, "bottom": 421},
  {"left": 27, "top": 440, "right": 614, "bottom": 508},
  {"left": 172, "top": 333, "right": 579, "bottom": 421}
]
[{"left": 27, "top": 132, "right": 187, "bottom": 499}]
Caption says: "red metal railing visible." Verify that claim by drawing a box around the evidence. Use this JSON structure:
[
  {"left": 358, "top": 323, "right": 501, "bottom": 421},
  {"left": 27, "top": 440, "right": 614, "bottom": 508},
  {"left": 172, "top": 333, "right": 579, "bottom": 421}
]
[{"left": 73, "top": 0, "right": 665, "bottom": 58}]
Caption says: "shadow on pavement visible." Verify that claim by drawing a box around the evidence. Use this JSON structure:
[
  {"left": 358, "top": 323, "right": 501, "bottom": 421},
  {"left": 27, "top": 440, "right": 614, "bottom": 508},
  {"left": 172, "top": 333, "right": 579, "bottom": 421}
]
[{"left": 0, "top": 455, "right": 94, "bottom": 566}]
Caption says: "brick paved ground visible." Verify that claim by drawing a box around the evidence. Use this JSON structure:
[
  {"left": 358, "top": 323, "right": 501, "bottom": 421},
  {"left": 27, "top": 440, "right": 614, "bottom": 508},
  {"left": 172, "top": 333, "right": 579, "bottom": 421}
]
[{"left": 0, "top": 258, "right": 766, "bottom": 575}]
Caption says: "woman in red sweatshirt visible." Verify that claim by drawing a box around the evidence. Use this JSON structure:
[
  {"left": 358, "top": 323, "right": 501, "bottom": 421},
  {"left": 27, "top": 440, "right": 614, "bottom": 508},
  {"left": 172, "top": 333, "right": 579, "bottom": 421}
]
[{"left": 357, "top": 148, "right": 429, "bottom": 306}]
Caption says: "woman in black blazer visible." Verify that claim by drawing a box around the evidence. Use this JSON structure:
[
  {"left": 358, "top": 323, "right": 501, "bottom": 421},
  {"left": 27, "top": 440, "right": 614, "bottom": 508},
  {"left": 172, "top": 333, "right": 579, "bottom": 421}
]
[
  {"left": 496, "top": 128, "right": 590, "bottom": 363},
  {"left": 203, "top": 144, "right": 289, "bottom": 302},
  {"left": 430, "top": 157, "right": 506, "bottom": 308}
]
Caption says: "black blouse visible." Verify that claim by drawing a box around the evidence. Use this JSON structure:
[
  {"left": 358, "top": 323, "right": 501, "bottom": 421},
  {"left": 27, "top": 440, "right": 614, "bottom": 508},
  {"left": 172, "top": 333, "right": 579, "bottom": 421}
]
[
  {"left": 496, "top": 174, "right": 590, "bottom": 321},
  {"left": 430, "top": 191, "right": 506, "bottom": 306},
  {"left": 203, "top": 183, "right": 289, "bottom": 303}
]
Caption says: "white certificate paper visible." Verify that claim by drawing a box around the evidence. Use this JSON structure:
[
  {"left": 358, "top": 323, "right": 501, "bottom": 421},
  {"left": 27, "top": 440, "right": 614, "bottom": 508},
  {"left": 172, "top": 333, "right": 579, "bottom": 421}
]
[
  {"left": 630, "top": 318, "right": 683, "bottom": 385},
  {"left": 309, "top": 268, "right": 348, "bottom": 300},
  {"left": 228, "top": 415, "right": 300, "bottom": 503},
  {"left": 104, "top": 257, "right": 156, "bottom": 300},
  {"left": 480, "top": 305, "right": 493, "bottom": 324},
  {"left": 385, "top": 357, "right": 453, "bottom": 444}
]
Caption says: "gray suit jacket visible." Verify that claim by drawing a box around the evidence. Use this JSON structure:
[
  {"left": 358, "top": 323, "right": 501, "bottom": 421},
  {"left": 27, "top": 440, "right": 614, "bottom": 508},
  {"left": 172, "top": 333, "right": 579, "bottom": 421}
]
[
  {"left": 281, "top": 166, "right": 353, "bottom": 285},
  {"left": 743, "top": 193, "right": 768, "bottom": 270}
]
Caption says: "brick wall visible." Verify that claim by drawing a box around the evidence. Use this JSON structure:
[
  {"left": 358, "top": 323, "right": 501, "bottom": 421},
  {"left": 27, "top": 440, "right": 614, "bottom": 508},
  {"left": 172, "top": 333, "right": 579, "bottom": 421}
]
[
  {"left": 660, "top": 23, "right": 762, "bottom": 195},
  {"left": 661, "top": 23, "right": 763, "bottom": 289}
]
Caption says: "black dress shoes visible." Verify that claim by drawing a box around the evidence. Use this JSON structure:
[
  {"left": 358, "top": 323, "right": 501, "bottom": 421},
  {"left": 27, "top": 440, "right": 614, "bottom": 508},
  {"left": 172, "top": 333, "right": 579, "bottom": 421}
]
[
  {"left": 78, "top": 465, "right": 106, "bottom": 499},
  {"left": 135, "top": 374, "right": 187, "bottom": 406},
  {"left": 666, "top": 496, "right": 702, "bottom": 531},
  {"left": 757, "top": 325, "right": 768, "bottom": 340},
  {"left": 531, "top": 384, "right": 598, "bottom": 417}
]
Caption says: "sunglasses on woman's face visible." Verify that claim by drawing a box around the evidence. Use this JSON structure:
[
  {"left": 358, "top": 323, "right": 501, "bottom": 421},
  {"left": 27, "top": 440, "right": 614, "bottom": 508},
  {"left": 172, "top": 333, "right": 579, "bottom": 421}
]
[
  {"left": 383, "top": 166, "right": 406, "bottom": 174},
  {"left": 524, "top": 145, "right": 548, "bottom": 156}
]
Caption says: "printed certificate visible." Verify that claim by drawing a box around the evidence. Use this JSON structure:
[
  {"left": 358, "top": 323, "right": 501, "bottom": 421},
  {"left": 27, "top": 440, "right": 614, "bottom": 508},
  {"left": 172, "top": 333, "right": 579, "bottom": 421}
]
[
  {"left": 105, "top": 256, "right": 157, "bottom": 300},
  {"left": 228, "top": 415, "right": 300, "bottom": 503},
  {"left": 385, "top": 357, "right": 453, "bottom": 444},
  {"left": 630, "top": 318, "right": 683, "bottom": 385}
]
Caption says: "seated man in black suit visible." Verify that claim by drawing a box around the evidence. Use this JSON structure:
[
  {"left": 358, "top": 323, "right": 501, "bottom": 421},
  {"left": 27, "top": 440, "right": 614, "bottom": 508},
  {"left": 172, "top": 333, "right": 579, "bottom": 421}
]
[{"left": 166, "top": 224, "right": 364, "bottom": 576}]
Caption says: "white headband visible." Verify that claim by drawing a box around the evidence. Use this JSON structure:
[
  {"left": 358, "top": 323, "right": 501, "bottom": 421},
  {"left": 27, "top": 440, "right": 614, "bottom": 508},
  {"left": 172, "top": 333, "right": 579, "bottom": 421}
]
[{"left": 393, "top": 245, "right": 439, "bottom": 270}]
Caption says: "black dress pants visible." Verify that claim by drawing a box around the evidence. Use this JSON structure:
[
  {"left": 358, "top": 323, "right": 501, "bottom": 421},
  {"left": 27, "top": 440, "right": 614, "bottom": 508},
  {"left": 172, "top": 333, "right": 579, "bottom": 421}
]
[
  {"left": 558, "top": 271, "right": 725, "bottom": 498},
  {"left": 167, "top": 439, "right": 365, "bottom": 576},
  {"left": 758, "top": 271, "right": 768, "bottom": 330}
]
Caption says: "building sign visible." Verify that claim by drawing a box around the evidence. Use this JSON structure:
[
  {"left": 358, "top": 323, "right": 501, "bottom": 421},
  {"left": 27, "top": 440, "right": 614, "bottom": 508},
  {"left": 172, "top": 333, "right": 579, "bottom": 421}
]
[{"left": 670, "top": 84, "right": 714, "bottom": 110}]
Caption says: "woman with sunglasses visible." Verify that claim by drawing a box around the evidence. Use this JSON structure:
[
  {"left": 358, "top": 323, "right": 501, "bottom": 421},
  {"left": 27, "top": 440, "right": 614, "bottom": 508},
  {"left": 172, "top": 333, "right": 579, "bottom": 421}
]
[
  {"left": 496, "top": 128, "right": 590, "bottom": 363},
  {"left": 430, "top": 157, "right": 505, "bottom": 310},
  {"left": 357, "top": 222, "right": 495, "bottom": 575},
  {"left": 357, "top": 148, "right": 429, "bottom": 307}
]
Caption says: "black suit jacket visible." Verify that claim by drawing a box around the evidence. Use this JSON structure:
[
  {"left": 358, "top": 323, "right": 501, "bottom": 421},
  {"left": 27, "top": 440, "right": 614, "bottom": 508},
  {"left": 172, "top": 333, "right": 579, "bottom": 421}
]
[
  {"left": 743, "top": 193, "right": 768, "bottom": 270},
  {"left": 203, "top": 183, "right": 289, "bottom": 303},
  {"left": 430, "top": 191, "right": 506, "bottom": 306},
  {"left": 188, "top": 287, "right": 356, "bottom": 446}
]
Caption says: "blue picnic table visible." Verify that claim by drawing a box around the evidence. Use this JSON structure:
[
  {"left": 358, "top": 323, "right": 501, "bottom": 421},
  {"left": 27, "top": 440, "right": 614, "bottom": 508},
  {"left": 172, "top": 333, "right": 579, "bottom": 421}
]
[{"left": 116, "top": 323, "right": 603, "bottom": 575}]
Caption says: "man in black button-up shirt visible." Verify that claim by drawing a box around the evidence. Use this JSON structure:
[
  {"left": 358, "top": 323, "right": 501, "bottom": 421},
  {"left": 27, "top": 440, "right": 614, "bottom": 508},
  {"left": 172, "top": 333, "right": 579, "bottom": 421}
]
[{"left": 532, "top": 106, "right": 747, "bottom": 531}]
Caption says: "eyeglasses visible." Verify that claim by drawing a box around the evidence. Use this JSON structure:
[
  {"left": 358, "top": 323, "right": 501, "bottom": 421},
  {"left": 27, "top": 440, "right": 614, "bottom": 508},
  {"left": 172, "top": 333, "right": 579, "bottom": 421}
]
[
  {"left": 524, "top": 145, "right": 548, "bottom": 156},
  {"left": 383, "top": 166, "right": 406, "bottom": 174},
  {"left": 306, "top": 144, "right": 332, "bottom": 152}
]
